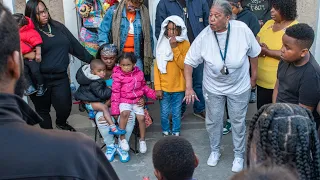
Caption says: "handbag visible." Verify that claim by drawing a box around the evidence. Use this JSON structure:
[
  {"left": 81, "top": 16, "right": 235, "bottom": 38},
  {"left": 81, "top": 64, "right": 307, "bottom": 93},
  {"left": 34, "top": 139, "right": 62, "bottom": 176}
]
[
  {"left": 144, "top": 108, "right": 153, "bottom": 128},
  {"left": 79, "top": 27, "right": 99, "bottom": 56}
]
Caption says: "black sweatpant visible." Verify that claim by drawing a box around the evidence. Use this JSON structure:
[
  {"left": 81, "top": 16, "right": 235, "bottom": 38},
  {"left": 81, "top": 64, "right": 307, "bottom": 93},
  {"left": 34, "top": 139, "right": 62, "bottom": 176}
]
[
  {"left": 24, "top": 59, "right": 44, "bottom": 85},
  {"left": 257, "top": 85, "right": 273, "bottom": 110},
  {"left": 30, "top": 73, "right": 72, "bottom": 129}
]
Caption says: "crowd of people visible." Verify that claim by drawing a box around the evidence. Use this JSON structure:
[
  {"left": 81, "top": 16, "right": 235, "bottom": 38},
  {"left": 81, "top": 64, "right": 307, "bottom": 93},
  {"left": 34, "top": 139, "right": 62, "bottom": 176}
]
[{"left": 0, "top": 0, "right": 320, "bottom": 179}]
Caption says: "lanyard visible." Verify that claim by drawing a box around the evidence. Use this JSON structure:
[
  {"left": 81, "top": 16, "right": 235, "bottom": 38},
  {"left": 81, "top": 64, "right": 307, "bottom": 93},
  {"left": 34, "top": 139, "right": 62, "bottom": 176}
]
[{"left": 213, "top": 23, "right": 230, "bottom": 63}]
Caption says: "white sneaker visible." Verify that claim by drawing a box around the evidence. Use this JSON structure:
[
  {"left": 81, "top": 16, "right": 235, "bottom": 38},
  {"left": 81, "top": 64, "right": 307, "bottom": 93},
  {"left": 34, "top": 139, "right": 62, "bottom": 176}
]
[
  {"left": 139, "top": 140, "right": 147, "bottom": 153},
  {"left": 207, "top": 152, "right": 221, "bottom": 167},
  {"left": 119, "top": 139, "right": 130, "bottom": 152},
  {"left": 172, "top": 132, "right": 180, "bottom": 136},
  {"left": 232, "top": 158, "right": 244, "bottom": 172}
]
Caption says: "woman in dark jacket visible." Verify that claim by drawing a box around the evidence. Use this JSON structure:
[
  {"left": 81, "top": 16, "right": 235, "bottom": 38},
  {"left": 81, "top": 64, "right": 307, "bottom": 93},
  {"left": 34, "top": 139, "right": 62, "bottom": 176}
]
[{"left": 25, "top": 0, "right": 93, "bottom": 131}]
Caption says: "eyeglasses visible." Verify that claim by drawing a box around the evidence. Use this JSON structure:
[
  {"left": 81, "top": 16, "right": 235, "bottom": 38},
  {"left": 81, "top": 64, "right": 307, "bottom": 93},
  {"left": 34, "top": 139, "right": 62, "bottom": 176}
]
[{"left": 36, "top": 8, "right": 48, "bottom": 15}]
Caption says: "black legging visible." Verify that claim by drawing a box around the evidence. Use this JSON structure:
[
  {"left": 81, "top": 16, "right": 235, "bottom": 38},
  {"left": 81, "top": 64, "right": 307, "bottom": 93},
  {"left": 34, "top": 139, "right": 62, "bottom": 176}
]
[
  {"left": 30, "top": 73, "right": 72, "bottom": 129},
  {"left": 257, "top": 85, "right": 273, "bottom": 110}
]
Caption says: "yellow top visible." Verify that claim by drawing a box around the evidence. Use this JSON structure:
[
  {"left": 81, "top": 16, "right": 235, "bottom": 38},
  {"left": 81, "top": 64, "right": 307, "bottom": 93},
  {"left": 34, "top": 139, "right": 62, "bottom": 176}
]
[
  {"left": 154, "top": 40, "right": 190, "bottom": 92},
  {"left": 257, "top": 20, "right": 298, "bottom": 89}
]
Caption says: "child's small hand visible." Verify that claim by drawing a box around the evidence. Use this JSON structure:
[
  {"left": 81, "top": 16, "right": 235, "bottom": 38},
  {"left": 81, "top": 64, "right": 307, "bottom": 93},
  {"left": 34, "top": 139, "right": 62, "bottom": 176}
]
[
  {"left": 156, "top": 90, "right": 163, "bottom": 100},
  {"left": 169, "top": 36, "right": 178, "bottom": 48},
  {"left": 113, "top": 115, "right": 119, "bottom": 120},
  {"left": 35, "top": 54, "right": 42, "bottom": 62}
]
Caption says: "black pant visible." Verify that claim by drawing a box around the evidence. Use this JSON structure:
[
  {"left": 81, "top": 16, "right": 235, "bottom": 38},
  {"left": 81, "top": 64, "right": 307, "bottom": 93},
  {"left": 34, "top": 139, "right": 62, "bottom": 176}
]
[
  {"left": 257, "top": 85, "right": 273, "bottom": 110},
  {"left": 30, "top": 73, "right": 72, "bottom": 129},
  {"left": 24, "top": 59, "right": 44, "bottom": 85}
]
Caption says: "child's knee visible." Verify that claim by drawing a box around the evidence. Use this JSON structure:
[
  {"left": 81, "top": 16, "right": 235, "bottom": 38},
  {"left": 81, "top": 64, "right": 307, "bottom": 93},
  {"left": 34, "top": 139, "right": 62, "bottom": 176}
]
[
  {"left": 136, "top": 115, "right": 145, "bottom": 123},
  {"left": 121, "top": 111, "right": 131, "bottom": 119}
]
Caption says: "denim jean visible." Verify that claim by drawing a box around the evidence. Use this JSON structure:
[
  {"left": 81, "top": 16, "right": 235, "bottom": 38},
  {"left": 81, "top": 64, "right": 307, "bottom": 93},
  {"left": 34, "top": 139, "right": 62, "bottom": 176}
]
[
  {"left": 136, "top": 58, "right": 143, "bottom": 72},
  {"left": 160, "top": 92, "right": 184, "bottom": 133},
  {"left": 192, "top": 62, "right": 205, "bottom": 113},
  {"left": 95, "top": 111, "right": 136, "bottom": 146}
]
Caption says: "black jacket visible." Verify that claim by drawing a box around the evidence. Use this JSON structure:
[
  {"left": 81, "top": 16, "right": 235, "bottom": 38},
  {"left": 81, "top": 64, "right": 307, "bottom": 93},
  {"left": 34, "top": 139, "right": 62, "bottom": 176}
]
[
  {"left": 0, "top": 93, "right": 119, "bottom": 180},
  {"left": 236, "top": 7, "right": 261, "bottom": 36},
  {"left": 74, "top": 65, "right": 111, "bottom": 102},
  {"left": 38, "top": 20, "right": 93, "bottom": 74}
]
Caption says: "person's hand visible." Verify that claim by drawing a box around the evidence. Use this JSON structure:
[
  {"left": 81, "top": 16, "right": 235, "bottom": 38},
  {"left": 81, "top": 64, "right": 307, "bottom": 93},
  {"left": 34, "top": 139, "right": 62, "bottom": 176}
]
[
  {"left": 137, "top": 98, "right": 145, "bottom": 107},
  {"left": 259, "top": 20, "right": 264, "bottom": 27},
  {"left": 113, "top": 115, "right": 119, "bottom": 120},
  {"left": 24, "top": 51, "right": 36, "bottom": 60},
  {"left": 169, "top": 36, "right": 178, "bottom": 48},
  {"left": 250, "top": 77, "right": 257, "bottom": 88},
  {"left": 260, "top": 43, "right": 269, "bottom": 57},
  {"left": 35, "top": 54, "right": 41, "bottom": 62},
  {"left": 183, "top": 88, "right": 199, "bottom": 105},
  {"left": 156, "top": 90, "right": 163, "bottom": 100}
]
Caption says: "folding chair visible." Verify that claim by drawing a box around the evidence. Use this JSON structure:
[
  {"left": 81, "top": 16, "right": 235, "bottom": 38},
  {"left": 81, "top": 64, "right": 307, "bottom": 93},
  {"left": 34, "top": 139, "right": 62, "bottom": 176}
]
[{"left": 74, "top": 100, "right": 154, "bottom": 153}]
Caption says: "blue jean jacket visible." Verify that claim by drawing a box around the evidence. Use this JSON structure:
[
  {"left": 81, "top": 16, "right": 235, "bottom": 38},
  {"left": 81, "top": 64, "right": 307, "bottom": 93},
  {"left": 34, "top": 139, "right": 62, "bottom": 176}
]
[{"left": 98, "top": 5, "right": 154, "bottom": 59}]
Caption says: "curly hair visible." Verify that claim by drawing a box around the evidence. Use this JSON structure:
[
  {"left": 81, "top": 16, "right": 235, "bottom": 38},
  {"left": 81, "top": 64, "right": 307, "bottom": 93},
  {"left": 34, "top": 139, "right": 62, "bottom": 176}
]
[
  {"left": 271, "top": 0, "right": 297, "bottom": 21},
  {"left": 246, "top": 103, "right": 320, "bottom": 180},
  {"left": 152, "top": 136, "right": 196, "bottom": 180}
]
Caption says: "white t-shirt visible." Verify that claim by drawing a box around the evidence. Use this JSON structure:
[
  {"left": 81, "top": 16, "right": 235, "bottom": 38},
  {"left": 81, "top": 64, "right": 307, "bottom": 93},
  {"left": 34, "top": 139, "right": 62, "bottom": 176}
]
[
  {"left": 185, "top": 20, "right": 261, "bottom": 95},
  {"left": 128, "top": 17, "right": 134, "bottom": 34}
]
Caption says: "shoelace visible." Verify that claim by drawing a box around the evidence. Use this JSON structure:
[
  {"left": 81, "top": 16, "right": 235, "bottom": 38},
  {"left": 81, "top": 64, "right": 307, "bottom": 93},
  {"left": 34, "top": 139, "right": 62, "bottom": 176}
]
[
  {"left": 107, "top": 147, "right": 115, "bottom": 154},
  {"left": 234, "top": 159, "right": 242, "bottom": 164}
]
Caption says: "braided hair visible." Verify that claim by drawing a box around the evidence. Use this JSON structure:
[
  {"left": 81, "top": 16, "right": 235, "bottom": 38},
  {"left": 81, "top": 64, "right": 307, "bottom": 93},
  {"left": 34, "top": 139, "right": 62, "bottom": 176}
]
[{"left": 247, "top": 103, "right": 320, "bottom": 180}]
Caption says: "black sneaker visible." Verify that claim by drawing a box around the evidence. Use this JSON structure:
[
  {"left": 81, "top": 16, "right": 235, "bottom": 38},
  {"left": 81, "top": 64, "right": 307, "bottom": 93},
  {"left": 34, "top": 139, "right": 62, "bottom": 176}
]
[
  {"left": 193, "top": 111, "right": 206, "bottom": 120},
  {"left": 79, "top": 103, "right": 86, "bottom": 112},
  {"left": 24, "top": 85, "right": 37, "bottom": 96},
  {"left": 36, "top": 84, "right": 47, "bottom": 96},
  {"left": 56, "top": 122, "right": 76, "bottom": 132}
]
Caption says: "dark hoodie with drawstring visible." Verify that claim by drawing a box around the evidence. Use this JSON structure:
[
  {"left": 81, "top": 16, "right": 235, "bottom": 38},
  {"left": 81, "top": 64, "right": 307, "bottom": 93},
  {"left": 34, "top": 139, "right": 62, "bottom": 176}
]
[{"left": 236, "top": 7, "right": 261, "bottom": 37}]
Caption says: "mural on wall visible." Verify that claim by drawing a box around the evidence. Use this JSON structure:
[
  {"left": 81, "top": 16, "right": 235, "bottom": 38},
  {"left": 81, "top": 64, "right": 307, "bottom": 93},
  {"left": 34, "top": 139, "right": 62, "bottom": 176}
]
[{"left": 75, "top": 0, "right": 118, "bottom": 56}]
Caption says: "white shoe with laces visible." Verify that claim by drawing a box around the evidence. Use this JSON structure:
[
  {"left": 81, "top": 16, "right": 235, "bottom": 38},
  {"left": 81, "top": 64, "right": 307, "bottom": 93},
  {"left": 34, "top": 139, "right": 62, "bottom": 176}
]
[
  {"left": 207, "top": 152, "right": 221, "bottom": 167},
  {"left": 232, "top": 158, "right": 244, "bottom": 172},
  {"left": 119, "top": 139, "right": 130, "bottom": 152},
  {"left": 139, "top": 140, "right": 147, "bottom": 153}
]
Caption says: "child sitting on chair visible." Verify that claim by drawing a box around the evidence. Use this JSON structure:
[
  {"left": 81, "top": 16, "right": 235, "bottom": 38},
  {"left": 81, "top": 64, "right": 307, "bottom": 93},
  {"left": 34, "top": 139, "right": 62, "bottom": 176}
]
[
  {"left": 74, "top": 59, "right": 125, "bottom": 135},
  {"left": 111, "top": 52, "right": 157, "bottom": 154}
]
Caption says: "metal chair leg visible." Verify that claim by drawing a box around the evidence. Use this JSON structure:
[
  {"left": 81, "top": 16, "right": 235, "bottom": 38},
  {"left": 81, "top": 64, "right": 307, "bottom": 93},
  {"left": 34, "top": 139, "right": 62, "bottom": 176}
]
[{"left": 94, "top": 126, "right": 97, "bottom": 142}]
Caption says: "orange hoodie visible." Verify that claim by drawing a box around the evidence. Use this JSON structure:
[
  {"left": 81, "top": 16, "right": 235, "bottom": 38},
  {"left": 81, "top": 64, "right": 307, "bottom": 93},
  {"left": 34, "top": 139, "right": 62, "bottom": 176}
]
[{"left": 154, "top": 40, "right": 190, "bottom": 92}]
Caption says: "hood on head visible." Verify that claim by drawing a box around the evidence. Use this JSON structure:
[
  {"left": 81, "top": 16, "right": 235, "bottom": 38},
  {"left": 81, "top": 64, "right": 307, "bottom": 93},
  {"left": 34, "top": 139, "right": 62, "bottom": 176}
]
[
  {"left": 76, "top": 65, "right": 101, "bottom": 85},
  {"left": 237, "top": 7, "right": 250, "bottom": 19},
  {"left": 159, "top": 15, "right": 189, "bottom": 42},
  {"left": 20, "top": 16, "right": 36, "bottom": 32}
]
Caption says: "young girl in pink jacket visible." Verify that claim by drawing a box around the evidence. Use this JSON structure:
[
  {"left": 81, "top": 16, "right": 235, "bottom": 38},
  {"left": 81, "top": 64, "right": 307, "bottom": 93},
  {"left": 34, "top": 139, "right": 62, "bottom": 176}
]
[{"left": 111, "top": 52, "right": 156, "bottom": 154}]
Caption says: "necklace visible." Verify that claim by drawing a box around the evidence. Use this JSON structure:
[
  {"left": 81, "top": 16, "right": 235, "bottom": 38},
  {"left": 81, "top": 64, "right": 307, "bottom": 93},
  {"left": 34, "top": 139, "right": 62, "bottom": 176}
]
[{"left": 39, "top": 24, "right": 55, "bottom": 37}]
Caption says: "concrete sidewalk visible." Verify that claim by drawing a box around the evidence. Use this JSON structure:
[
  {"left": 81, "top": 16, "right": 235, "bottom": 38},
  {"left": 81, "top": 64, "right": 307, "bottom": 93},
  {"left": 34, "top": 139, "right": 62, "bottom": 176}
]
[{"left": 39, "top": 99, "right": 257, "bottom": 180}]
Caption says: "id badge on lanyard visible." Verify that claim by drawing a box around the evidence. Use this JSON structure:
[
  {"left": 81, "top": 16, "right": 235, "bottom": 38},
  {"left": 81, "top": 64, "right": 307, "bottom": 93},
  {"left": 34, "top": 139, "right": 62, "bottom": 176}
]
[{"left": 214, "top": 23, "right": 230, "bottom": 75}]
